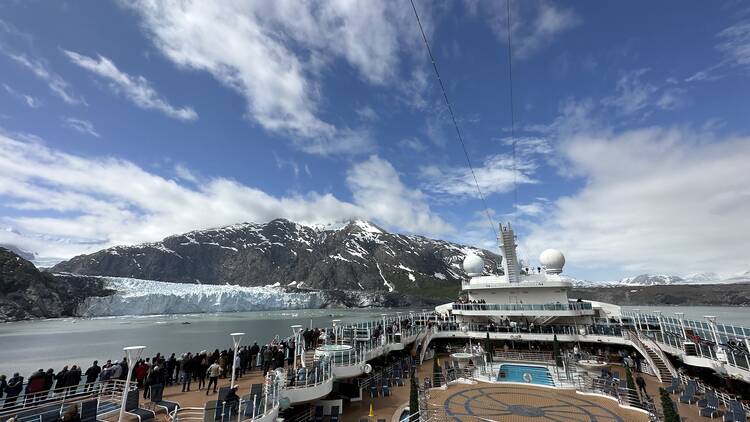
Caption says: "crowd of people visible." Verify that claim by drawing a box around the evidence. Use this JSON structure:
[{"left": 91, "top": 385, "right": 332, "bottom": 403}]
[{"left": 0, "top": 334, "right": 306, "bottom": 409}]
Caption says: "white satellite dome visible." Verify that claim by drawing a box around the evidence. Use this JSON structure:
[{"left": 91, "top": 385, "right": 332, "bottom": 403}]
[
  {"left": 463, "top": 254, "right": 485, "bottom": 276},
  {"left": 539, "top": 249, "right": 565, "bottom": 274}
]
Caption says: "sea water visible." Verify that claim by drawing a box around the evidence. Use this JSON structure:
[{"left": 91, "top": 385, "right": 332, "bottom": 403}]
[
  {"left": 0, "top": 308, "right": 394, "bottom": 376},
  {"left": 1, "top": 305, "right": 747, "bottom": 378}
]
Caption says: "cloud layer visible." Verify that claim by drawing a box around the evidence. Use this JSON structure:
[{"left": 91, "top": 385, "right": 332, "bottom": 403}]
[
  {"left": 522, "top": 127, "right": 750, "bottom": 276},
  {"left": 0, "top": 133, "right": 451, "bottom": 259},
  {"left": 121, "top": 0, "right": 426, "bottom": 155},
  {"left": 64, "top": 50, "right": 197, "bottom": 121}
]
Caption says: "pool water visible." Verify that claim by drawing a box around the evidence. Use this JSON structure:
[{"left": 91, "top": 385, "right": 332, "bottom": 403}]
[{"left": 497, "top": 364, "right": 554, "bottom": 386}]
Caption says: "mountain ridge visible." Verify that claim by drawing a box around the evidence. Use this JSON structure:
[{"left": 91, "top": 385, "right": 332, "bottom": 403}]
[{"left": 51, "top": 218, "right": 500, "bottom": 299}]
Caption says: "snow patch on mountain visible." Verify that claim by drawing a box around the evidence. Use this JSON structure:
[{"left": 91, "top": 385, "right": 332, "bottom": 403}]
[{"left": 76, "top": 277, "right": 323, "bottom": 316}]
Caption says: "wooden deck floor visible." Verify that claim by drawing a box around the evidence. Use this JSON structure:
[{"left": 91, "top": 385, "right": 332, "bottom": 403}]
[{"left": 115, "top": 361, "right": 734, "bottom": 422}]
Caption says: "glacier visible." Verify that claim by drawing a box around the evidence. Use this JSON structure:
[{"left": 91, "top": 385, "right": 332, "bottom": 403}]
[{"left": 76, "top": 276, "right": 325, "bottom": 317}]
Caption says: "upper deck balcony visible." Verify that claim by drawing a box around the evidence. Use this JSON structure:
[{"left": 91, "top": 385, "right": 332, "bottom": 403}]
[
  {"left": 452, "top": 301, "right": 594, "bottom": 316},
  {"left": 461, "top": 274, "right": 572, "bottom": 291}
]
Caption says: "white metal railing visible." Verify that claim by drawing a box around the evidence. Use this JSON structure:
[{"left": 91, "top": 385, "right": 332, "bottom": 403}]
[
  {"left": 0, "top": 379, "right": 132, "bottom": 419},
  {"left": 452, "top": 302, "right": 593, "bottom": 312}
]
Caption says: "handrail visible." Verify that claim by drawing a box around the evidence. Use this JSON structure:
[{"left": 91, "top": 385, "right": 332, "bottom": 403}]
[
  {"left": 452, "top": 302, "right": 593, "bottom": 312},
  {"left": 0, "top": 379, "right": 133, "bottom": 418}
]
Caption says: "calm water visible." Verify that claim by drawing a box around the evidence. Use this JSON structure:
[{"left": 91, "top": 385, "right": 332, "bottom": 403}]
[
  {"left": 1, "top": 305, "right": 748, "bottom": 378},
  {"left": 0, "top": 308, "right": 396, "bottom": 377},
  {"left": 622, "top": 305, "right": 750, "bottom": 326}
]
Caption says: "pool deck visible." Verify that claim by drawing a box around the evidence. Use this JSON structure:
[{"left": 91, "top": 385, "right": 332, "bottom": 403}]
[{"left": 100, "top": 359, "right": 730, "bottom": 422}]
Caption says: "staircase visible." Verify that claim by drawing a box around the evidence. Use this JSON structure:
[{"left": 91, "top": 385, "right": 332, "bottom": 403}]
[
  {"left": 302, "top": 350, "right": 316, "bottom": 368},
  {"left": 629, "top": 331, "right": 676, "bottom": 383}
]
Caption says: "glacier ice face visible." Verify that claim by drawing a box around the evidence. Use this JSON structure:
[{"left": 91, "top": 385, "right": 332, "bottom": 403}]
[{"left": 77, "top": 276, "right": 324, "bottom": 317}]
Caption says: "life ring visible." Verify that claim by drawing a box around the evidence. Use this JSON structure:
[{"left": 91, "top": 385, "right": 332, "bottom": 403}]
[{"left": 522, "top": 372, "right": 533, "bottom": 383}]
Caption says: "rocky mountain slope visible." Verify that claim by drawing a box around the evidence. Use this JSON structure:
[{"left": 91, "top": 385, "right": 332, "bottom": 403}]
[
  {"left": 571, "top": 283, "right": 750, "bottom": 306},
  {"left": 52, "top": 219, "right": 500, "bottom": 300},
  {"left": 0, "top": 248, "right": 112, "bottom": 321}
]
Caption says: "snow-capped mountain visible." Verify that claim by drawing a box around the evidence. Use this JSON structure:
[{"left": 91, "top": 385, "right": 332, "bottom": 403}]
[{"left": 52, "top": 219, "right": 500, "bottom": 299}]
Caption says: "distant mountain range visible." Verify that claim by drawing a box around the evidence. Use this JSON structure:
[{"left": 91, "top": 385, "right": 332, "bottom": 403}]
[
  {"left": 51, "top": 218, "right": 500, "bottom": 300},
  {"left": 566, "top": 271, "right": 750, "bottom": 287}
]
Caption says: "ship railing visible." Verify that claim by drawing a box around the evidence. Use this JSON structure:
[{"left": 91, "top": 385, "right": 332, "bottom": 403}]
[
  {"left": 0, "top": 379, "right": 132, "bottom": 419},
  {"left": 676, "top": 372, "right": 750, "bottom": 412},
  {"left": 281, "top": 360, "right": 333, "bottom": 390},
  {"left": 451, "top": 302, "right": 593, "bottom": 312},
  {"left": 493, "top": 350, "right": 553, "bottom": 362}
]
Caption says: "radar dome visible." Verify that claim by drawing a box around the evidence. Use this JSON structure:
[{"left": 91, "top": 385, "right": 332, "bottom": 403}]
[
  {"left": 462, "top": 254, "right": 485, "bottom": 276},
  {"left": 539, "top": 249, "right": 565, "bottom": 274}
]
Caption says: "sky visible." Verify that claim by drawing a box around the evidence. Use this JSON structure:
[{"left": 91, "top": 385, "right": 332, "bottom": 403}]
[{"left": 0, "top": 1, "right": 749, "bottom": 281}]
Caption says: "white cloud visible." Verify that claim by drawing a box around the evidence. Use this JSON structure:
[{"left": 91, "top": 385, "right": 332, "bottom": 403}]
[
  {"left": 717, "top": 20, "right": 750, "bottom": 69},
  {"left": 174, "top": 163, "right": 198, "bottom": 183},
  {"left": 120, "top": 0, "right": 425, "bottom": 154},
  {"left": 63, "top": 50, "right": 197, "bottom": 121},
  {"left": 419, "top": 154, "right": 537, "bottom": 199},
  {"left": 62, "top": 117, "right": 100, "bottom": 138},
  {"left": 355, "top": 105, "right": 378, "bottom": 122},
  {"left": 602, "top": 69, "right": 686, "bottom": 115},
  {"left": 478, "top": 1, "right": 580, "bottom": 59},
  {"left": 398, "top": 137, "right": 427, "bottom": 152},
  {"left": 522, "top": 127, "right": 750, "bottom": 276},
  {"left": 2, "top": 83, "right": 41, "bottom": 108},
  {"left": 685, "top": 18, "right": 750, "bottom": 82},
  {"left": 5, "top": 53, "right": 86, "bottom": 105},
  {"left": 0, "top": 134, "right": 451, "bottom": 258},
  {"left": 346, "top": 155, "right": 453, "bottom": 235}
]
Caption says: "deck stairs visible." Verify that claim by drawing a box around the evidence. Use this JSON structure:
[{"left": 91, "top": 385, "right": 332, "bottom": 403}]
[
  {"left": 302, "top": 350, "right": 316, "bottom": 368},
  {"left": 418, "top": 329, "right": 435, "bottom": 364},
  {"left": 628, "top": 330, "right": 676, "bottom": 383}
]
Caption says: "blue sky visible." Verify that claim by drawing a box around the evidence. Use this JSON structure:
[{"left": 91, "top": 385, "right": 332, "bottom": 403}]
[{"left": 0, "top": 1, "right": 749, "bottom": 280}]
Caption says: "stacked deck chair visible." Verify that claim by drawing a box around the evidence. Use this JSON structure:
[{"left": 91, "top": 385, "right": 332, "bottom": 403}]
[
  {"left": 664, "top": 378, "right": 680, "bottom": 394},
  {"left": 698, "top": 390, "right": 720, "bottom": 419},
  {"left": 723, "top": 400, "right": 747, "bottom": 422},
  {"left": 124, "top": 389, "right": 155, "bottom": 422},
  {"left": 148, "top": 384, "right": 179, "bottom": 414},
  {"left": 679, "top": 380, "right": 698, "bottom": 404}
]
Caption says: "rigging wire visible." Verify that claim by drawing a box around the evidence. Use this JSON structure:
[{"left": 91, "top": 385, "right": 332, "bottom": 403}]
[
  {"left": 506, "top": 0, "right": 519, "bottom": 212},
  {"left": 409, "top": 0, "right": 498, "bottom": 240}
]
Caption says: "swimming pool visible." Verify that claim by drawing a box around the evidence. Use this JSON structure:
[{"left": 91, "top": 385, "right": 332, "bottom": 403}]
[{"left": 496, "top": 364, "right": 554, "bottom": 386}]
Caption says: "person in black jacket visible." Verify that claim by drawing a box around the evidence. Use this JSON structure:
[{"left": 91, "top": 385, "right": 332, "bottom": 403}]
[
  {"left": 0, "top": 374, "right": 7, "bottom": 399},
  {"left": 65, "top": 365, "right": 82, "bottom": 393},
  {"left": 181, "top": 353, "right": 194, "bottom": 392},
  {"left": 43, "top": 369, "right": 55, "bottom": 395},
  {"left": 55, "top": 366, "right": 69, "bottom": 391},
  {"left": 3, "top": 373, "right": 23, "bottom": 408},
  {"left": 84, "top": 361, "right": 100, "bottom": 392},
  {"left": 249, "top": 343, "right": 260, "bottom": 371}
]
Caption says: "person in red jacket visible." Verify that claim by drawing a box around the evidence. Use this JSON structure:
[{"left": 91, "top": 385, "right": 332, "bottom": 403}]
[{"left": 25, "top": 369, "right": 46, "bottom": 404}]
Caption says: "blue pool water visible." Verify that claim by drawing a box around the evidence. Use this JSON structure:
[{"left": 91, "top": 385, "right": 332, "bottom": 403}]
[{"left": 497, "top": 364, "right": 554, "bottom": 386}]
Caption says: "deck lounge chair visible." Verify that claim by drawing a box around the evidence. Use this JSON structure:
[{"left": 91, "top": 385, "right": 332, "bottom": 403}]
[
  {"left": 723, "top": 400, "right": 747, "bottom": 422},
  {"left": 240, "top": 393, "right": 263, "bottom": 418},
  {"left": 381, "top": 384, "right": 391, "bottom": 397},
  {"left": 313, "top": 405, "right": 324, "bottom": 422},
  {"left": 80, "top": 399, "right": 98, "bottom": 422},
  {"left": 664, "top": 378, "right": 680, "bottom": 394},
  {"left": 369, "top": 385, "right": 379, "bottom": 398},
  {"left": 16, "top": 404, "right": 60, "bottom": 422},
  {"left": 203, "top": 400, "right": 218, "bottom": 422},
  {"left": 124, "top": 389, "right": 155, "bottom": 422},
  {"left": 330, "top": 406, "right": 340, "bottom": 422},
  {"left": 148, "top": 384, "right": 179, "bottom": 414},
  {"left": 678, "top": 380, "right": 697, "bottom": 404},
  {"left": 698, "top": 391, "right": 720, "bottom": 419}
]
